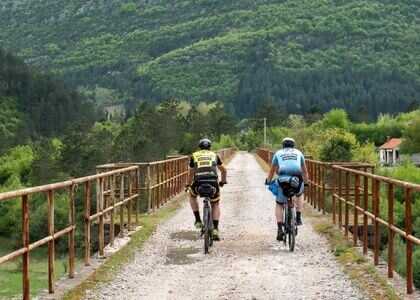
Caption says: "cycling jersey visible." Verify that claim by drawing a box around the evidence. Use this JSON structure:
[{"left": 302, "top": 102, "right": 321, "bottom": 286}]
[
  {"left": 189, "top": 150, "right": 223, "bottom": 201},
  {"left": 272, "top": 148, "right": 305, "bottom": 176},
  {"left": 272, "top": 148, "right": 305, "bottom": 204}
]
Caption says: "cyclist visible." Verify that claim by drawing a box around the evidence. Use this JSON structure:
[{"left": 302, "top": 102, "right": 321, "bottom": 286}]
[
  {"left": 188, "top": 138, "right": 227, "bottom": 241},
  {"left": 265, "top": 137, "right": 309, "bottom": 241}
]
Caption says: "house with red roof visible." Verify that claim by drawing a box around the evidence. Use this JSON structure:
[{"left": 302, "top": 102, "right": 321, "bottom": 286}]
[{"left": 379, "top": 138, "right": 402, "bottom": 166}]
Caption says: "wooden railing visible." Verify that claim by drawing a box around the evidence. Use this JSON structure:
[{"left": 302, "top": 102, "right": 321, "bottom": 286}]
[
  {"left": 0, "top": 148, "right": 235, "bottom": 299},
  {"left": 330, "top": 165, "right": 420, "bottom": 294},
  {"left": 305, "top": 159, "right": 375, "bottom": 214},
  {"left": 256, "top": 147, "right": 418, "bottom": 294},
  {"left": 0, "top": 166, "right": 139, "bottom": 300}
]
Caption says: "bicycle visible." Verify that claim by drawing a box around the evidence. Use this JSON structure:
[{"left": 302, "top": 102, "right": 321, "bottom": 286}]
[
  {"left": 282, "top": 195, "right": 297, "bottom": 252},
  {"left": 198, "top": 184, "right": 214, "bottom": 254},
  {"left": 187, "top": 182, "right": 225, "bottom": 254}
]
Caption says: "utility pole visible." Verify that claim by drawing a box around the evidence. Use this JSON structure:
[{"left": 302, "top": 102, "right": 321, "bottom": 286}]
[{"left": 246, "top": 117, "right": 268, "bottom": 146}]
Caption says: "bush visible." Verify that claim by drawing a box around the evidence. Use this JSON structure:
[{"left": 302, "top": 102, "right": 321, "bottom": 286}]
[
  {"left": 352, "top": 142, "right": 378, "bottom": 165},
  {"left": 319, "top": 129, "right": 358, "bottom": 162}
]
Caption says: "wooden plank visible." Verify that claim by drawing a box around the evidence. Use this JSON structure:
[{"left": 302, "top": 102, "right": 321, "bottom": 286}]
[
  {"left": 84, "top": 181, "right": 91, "bottom": 266},
  {"left": 22, "top": 195, "right": 30, "bottom": 300},
  {"left": 345, "top": 172, "right": 350, "bottom": 239},
  {"left": 110, "top": 175, "right": 115, "bottom": 246},
  {"left": 47, "top": 190, "right": 55, "bottom": 293},
  {"left": 373, "top": 179, "right": 380, "bottom": 266},
  {"left": 68, "top": 185, "right": 75, "bottom": 278},
  {"left": 119, "top": 175, "right": 125, "bottom": 237},
  {"left": 98, "top": 178, "right": 105, "bottom": 257},
  {"left": 405, "top": 188, "right": 413, "bottom": 294},
  {"left": 354, "top": 174, "right": 360, "bottom": 246},
  {"left": 387, "top": 183, "right": 394, "bottom": 278},
  {"left": 363, "top": 175, "right": 369, "bottom": 255}
]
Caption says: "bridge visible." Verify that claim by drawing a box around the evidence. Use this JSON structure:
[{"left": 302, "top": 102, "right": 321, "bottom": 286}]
[{"left": 0, "top": 148, "right": 419, "bottom": 299}]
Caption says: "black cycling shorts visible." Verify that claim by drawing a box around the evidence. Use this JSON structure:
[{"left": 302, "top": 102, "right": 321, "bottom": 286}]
[{"left": 189, "top": 180, "right": 220, "bottom": 202}]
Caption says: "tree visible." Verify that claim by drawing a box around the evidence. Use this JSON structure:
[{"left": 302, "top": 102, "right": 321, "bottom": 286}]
[
  {"left": 401, "top": 115, "right": 420, "bottom": 154},
  {"left": 320, "top": 129, "right": 358, "bottom": 162}
]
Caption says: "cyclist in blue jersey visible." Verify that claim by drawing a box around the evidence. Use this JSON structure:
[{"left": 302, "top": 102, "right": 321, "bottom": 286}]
[{"left": 265, "top": 137, "right": 309, "bottom": 241}]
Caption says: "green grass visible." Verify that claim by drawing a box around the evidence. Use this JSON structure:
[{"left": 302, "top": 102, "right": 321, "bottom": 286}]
[{"left": 0, "top": 244, "right": 72, "bottom": 299}]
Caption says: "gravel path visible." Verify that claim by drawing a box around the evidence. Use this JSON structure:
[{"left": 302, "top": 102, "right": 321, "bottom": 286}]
[{"left": 86, "top": 152, "right": 366, "bottom": 300}]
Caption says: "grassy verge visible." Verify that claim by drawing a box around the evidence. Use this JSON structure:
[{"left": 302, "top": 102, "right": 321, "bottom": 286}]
[
  {"left": 62, "top": 196, "right": 185, "bottom": 300},
  {"left": 0, "top": 245, "right": 71, "bottom": 299},
  {"left": 306, "top": 209, "right": 400, "bottom": 300}
]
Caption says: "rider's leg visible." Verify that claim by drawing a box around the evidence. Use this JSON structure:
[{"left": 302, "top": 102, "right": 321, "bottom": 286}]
[
  {"left": 295, "top": 194, "right": 304, "bottom": 225},
  {"left": 276, "top": 203, "right": 285, "bottom": 241},
  {"left": 211, "top": 200, "right": 221, "bottom": 240},
  {"left": 211, "top": 201, "right": 220, "bottom": 229},
  {"left": 189, "top": 194, "right": 202, "bottom": 226},
  {"left": 275, "top": 203, "right": 284, "bottom": 223}
]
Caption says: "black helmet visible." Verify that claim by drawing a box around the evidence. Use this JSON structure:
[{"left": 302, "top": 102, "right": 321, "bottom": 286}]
[
  {"left": 198, "top": 138, "right": 212, "bottom": 150},
  {"left": 282, "top": 137, "right": 296, "bottom": 148}
]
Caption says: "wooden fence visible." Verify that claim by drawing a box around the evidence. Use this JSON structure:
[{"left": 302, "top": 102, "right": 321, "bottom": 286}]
[
  {"left": 256, "top": 147, "right": 419, "bottom": 294},
  {"left": 0, "top": 148, "right": 235, "bottom": 299}
]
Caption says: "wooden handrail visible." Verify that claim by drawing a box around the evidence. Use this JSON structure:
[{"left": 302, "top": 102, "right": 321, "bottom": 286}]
[
  {"left": 256, "top": 147, "right": 418, "bottom": 294},
  {"left": 0, "top": 148, "right": 235, "bottom": 299}
]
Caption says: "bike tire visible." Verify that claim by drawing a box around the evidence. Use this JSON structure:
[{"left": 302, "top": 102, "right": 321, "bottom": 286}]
[
  {"left": 288, "top": 207, "right": 296, "bottom": 252},
  {"left": 203, "top": 200, "right": 212, "bottom": 254}
]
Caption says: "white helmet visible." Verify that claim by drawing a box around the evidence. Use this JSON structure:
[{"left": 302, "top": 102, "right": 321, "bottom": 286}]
[{"left": 282, "top": 137, "right": 296, "bottom": 148}]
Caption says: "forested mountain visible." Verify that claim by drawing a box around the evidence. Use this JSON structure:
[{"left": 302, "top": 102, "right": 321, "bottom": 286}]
[
  {"left": 0, "top": 48, "right": 94, "bottom": 152},
  {"left": 1, "top": 0, "right": 420, "bottom": 119}
]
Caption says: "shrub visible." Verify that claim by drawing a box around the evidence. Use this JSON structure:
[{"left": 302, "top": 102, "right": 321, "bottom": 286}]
[{"left": 319, "top": 129, "right": 358, "bottom": 162}]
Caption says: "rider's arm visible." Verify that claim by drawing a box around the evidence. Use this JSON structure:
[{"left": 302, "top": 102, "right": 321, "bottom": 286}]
[
  {"left": 217, "top": 164, "right": 227, "bottom": 182},
  {"left": 267, "top": 164, "right": 278, "bottom": 182},
  {"left": 267, "top": 153, "right": 279, "bottom": 182},
  {"left": 188, "top": 156, "right": 195, "bottom": 183},
  {"left": 301, "top": 154, "right": 309, "bottom": 183}
]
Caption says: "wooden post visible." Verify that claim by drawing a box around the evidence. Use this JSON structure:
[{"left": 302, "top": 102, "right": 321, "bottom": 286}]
[
  {"left": 345, "top": 172, "right": 350, "bottom": 239},
  {"left": 405, "top": 188, "right": 413, "bottom": 294},
  {"left": 363, "top": 175, "right": 369, "bottom": 255},
  {"left": 135, "top": 168, "right": 139, "bottom": 225},
  {"left": 147, "top": 164, "right": 152, "bottom": 212},
  {"left": 68, "top": 185, "right": 76, "bottom": 278},
  {"left": 373, "top": 179, "right": 380, "bottom": 266},
  {"left": 332, "top": 168, "right": 336, "bottom": 224},
  {"left": 338, "top": 170, "right": 343, "bottom": 229},
  {"left": 22, "top": 195, "right": 30, "bottom": 300},
  {"left": 119, "top": 174, "right": 125, "bottom": 237},
  {"left": 110, "top": 175, "right": 116, "bottom": 246},
  {"left": 98, "top": 177, "right": 105, "bottom": 257},
  {"left": 322, "top": 165, "right": 326, "bottom": 214},
  {"left": 47, "top": 190, "right": 55, "bottom": 293},
  {"left": 127, "top": 172, "right": 132, "bottom": 231},
  {"left": 387, "top": 183, "right": 394, "bottom": 278},
  {"left": 84, "top": 181, "right": 91, "bottom": 266},
  {"left": 353, "top": 174, "right": 360, "bottom": 246}
]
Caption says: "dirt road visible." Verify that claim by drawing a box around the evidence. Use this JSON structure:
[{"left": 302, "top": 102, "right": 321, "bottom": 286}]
[{"left": 85, "top": 152, "right": 366, "bottom": 300}]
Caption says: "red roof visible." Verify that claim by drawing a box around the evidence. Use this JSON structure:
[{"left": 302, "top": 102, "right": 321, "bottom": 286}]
[{"left": 379, "top": 138, "right": 402, "bottom": 149}]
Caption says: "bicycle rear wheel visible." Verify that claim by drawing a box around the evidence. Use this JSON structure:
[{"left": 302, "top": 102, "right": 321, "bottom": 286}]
[
  {"left": 203, "top": 199, "right": 212, "bottom": 254},
  {"left": 288, "top": 207, "right": 296, "bottom": 252}
]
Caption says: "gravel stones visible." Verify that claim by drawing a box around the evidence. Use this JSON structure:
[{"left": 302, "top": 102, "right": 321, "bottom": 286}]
[{"left": 87, "top": 153, "right": 366, "bottom": 300}]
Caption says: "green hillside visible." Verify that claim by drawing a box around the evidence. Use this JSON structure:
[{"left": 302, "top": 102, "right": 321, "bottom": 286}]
[
  {"left": 1, "top": 0, "right": 420, "bottom": 118},
  {"left": 0, "top": 48, "right": 94, "bottom": 152}
]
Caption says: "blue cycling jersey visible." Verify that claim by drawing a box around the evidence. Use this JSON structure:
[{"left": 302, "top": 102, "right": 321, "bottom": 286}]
[{"left": 272, "top": 148, "right": 305, "bottom": 176}]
